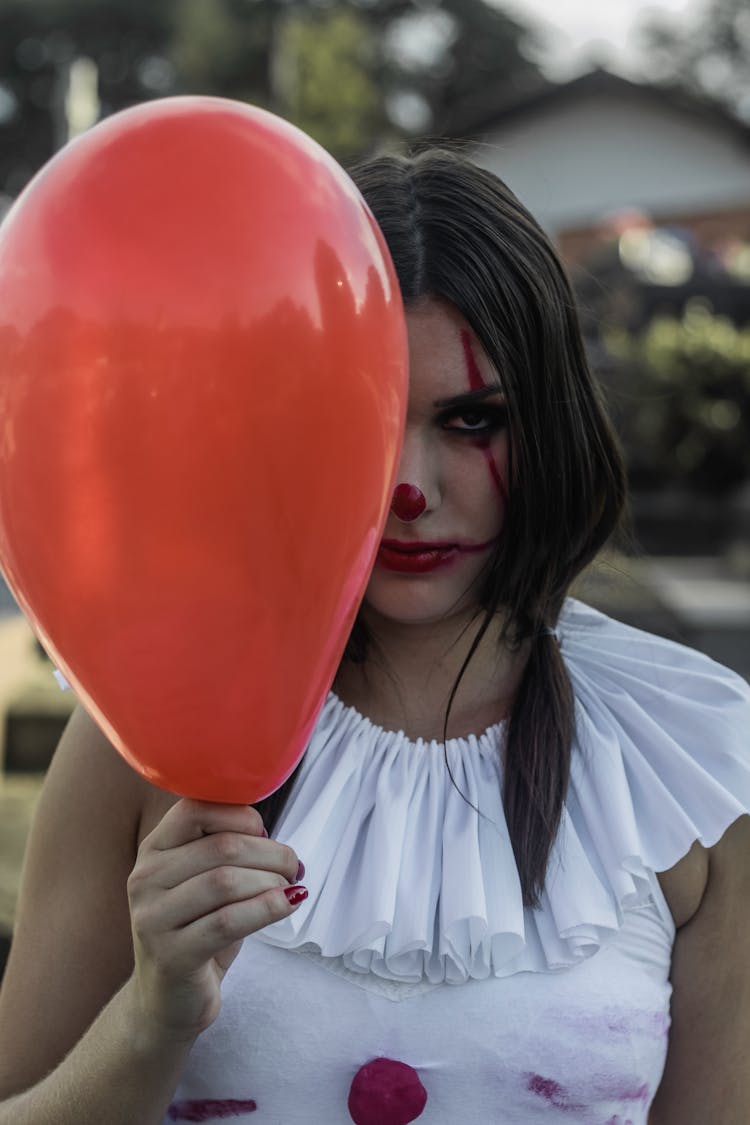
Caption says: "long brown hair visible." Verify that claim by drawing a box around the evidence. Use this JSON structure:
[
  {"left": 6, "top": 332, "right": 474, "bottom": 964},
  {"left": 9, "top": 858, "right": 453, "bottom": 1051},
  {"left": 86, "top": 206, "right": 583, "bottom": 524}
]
[{"left": 256, "top": 148, "right": 627, "bottom": 907}]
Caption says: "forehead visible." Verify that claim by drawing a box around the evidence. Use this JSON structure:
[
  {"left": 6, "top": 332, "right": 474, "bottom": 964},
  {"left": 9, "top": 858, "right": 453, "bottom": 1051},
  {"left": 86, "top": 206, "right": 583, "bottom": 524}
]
[{"left": 404, "top": 297, "right": 498, "bottom": 402}]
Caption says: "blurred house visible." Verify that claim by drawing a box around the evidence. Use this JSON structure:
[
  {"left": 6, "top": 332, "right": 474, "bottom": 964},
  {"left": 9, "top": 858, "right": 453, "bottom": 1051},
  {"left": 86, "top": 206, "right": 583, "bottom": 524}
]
[
  {"left": 445, "top": 70, "right": 750, "bottom": 674},
  {"left": 446, "top": 69, "right": 750, "bottom": 270}
]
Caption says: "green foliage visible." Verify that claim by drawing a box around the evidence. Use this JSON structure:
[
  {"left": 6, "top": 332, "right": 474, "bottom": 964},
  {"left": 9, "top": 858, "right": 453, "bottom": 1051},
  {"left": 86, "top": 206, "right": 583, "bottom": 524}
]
[
  {"left": 171, "top": 0, "right": 245, "bottom": 92},
  {"left": 169, "top": 0, "right": 279, "bottom": 108},
  {"left": 275, "top": 7, "right": 385, "bottom": 160},
  {"left": 0, "top": 0, "right": 544, "bottom": 190},
  {"left": 605, "top": 301, "right": 750, "bottom": 494},
  {"left": 0, "top": 0, "right": 177, "bottom": 191}
]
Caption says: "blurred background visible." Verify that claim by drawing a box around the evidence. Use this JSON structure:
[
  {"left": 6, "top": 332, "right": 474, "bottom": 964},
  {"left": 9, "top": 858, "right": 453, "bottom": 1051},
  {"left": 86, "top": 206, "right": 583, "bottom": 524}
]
[{"left": 0, "top": 0, "right": 749, "bottom": 970}]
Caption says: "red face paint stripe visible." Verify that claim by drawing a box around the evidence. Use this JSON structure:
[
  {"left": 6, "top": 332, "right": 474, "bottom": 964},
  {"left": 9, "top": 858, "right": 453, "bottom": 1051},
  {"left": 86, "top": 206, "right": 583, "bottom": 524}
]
[
  {"left": 460, "top": 329, "right": 485, "bottom": 391},
  {"left": 485, "top": 451, "right": 508, "bottom": 503},
  {"left": 460, "top": 329, "right": 508, "bottom": 502}
]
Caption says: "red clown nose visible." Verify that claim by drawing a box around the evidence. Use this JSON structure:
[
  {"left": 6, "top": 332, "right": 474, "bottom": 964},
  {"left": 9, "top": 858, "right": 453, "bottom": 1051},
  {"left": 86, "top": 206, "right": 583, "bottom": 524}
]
[{"left": 391, "top": 484, "right": 426, "bottom": 522}]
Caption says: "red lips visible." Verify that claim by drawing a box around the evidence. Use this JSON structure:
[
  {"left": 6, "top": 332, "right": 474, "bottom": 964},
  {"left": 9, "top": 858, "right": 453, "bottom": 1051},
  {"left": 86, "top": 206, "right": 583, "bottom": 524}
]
[{"left": 376, "top": 538, "right": 495, "bottom": 574}]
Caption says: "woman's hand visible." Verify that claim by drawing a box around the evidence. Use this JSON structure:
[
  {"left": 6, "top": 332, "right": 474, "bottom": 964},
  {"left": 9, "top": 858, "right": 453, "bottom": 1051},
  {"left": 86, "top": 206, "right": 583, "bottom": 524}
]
[{"left": 127, "top": 800, "right": 305, "bottom": 1043}]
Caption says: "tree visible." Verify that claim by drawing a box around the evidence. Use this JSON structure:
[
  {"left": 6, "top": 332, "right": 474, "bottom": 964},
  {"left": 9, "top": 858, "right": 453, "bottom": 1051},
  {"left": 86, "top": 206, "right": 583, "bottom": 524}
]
[
  {"left": 376, "top": 0, "right": 543, "bottom": 134},
  {"left": 274, "top": 6, "right": 386, "bottom": 161},
  {"left": 636, "top": 0, "right": 750, "bottom": 122},
  {"left": 604, "top": 301, "right": 750, "bottom": 494},
  {"left": 0, "top": 0, "right": 545, "bottom": 193},
  {"left": 169, "top": 0, "right": 279, "bottom": 108},
  {"left": 427, "top": 0, "right": 543, "bottom": 128},
  {"left": 0, "top": 0, "right": 177, "bottom": 194},
  {"left": 0, "top": 4, "right": 58, "bottom": 196}
]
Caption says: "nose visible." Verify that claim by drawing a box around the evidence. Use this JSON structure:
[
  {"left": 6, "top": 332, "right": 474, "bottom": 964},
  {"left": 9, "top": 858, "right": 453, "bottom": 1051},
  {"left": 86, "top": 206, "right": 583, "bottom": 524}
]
[
  {"left": 391, "top": 483, "right": 425, "bottom": 522},
  {"left": 390, "top": 428, "right": 437, "bottom": 523}
]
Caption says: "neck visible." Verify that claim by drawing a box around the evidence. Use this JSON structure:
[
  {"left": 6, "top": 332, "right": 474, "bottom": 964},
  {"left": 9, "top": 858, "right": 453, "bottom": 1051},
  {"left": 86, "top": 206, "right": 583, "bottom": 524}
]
[{"left": 333, "top": 607, "right": 530, "bottom": 741}]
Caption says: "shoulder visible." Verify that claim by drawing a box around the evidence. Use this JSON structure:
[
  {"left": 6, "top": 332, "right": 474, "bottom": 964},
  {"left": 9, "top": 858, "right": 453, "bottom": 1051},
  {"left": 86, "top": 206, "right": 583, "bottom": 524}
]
[
  {"left": 689, "top": 813, "right": 750, "bottom": 930},
  {"left": 560, "top": 596, "right": 750, "bottom": 739},
  {"left": 562, "top": 596, "right": 748, "bottom": 687},
  {"left": 14, "top": 701, "right": 161, "bottom": 938},
  {"left": 38, "top": 700, "right": 181, "bottom": 853},
  {"left": 657, "top": 840, "right": 709, "bottom": 930},
  {"left": 559, "top": 599, "right": 750, "bottom": 908},
  {"left": 650, "top": 815, "right": 750, "bottom": 1119},
  {"left": 40, "top": 702, "right": 154, "bottom": 840},
  {"left": 662, "top": 812, "right": 750, "bottom": 933}
]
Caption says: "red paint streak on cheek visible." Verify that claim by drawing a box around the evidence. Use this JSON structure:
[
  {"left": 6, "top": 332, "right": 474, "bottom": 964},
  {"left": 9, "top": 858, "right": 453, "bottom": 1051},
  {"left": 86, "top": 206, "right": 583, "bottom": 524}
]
[
  {"left": 461, "top": 330, "right": 508, "bottom": 503},
  {"left": 488, "top": 455, "right": 507, "bottom": 504},
  {"left": 468, "top": 434, "right": 508, "bottom": 504}
]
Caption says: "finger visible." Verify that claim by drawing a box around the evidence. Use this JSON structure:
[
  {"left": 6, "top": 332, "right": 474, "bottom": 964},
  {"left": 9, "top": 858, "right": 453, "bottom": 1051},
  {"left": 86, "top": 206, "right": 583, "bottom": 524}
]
[
  {"left": 135, "top": 867, "right": 290, "bottom": 933},
  {"left": 144, "top": 799, "right": 266, "bottom": 851},
  {"left": 168, "top": 885, "right": 309, "bottom": 972},
  {"left": 153, "top": 833, "right": 300, "bottom": 891}
]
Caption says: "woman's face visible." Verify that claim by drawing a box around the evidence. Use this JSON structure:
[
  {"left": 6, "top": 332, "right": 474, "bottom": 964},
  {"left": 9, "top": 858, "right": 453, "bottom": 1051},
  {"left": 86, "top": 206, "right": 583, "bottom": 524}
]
[{"left": 363, "top": 297, "right": 509, "bottom": 627}]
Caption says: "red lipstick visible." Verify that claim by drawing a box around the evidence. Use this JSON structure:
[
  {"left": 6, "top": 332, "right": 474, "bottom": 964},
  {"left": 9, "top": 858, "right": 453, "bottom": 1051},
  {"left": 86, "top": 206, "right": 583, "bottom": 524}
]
[{"left": 376, "top": 538, "right": 496, "bottom": 574}]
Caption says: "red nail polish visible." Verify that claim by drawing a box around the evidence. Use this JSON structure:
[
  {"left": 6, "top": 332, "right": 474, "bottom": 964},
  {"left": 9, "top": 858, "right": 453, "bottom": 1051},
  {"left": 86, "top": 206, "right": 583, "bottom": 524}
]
[
  {"left": 295, "top": 859, "right": 305, "bottom": 882},
  {"left": 284, "top": 885, "right": 308, "bottom": 907}
]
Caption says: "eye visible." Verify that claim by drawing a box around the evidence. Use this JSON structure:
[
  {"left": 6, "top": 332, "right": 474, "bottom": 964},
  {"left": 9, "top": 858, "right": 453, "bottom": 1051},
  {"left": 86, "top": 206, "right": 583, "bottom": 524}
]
[{"left": 440, "top": 404, "right": 508, "bottom": 435}]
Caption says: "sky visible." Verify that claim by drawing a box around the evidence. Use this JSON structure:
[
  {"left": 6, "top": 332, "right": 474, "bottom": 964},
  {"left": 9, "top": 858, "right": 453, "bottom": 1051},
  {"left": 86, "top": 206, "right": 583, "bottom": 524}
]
[{"left": 499, "top": 0, "right": 706, "bottom": 79}]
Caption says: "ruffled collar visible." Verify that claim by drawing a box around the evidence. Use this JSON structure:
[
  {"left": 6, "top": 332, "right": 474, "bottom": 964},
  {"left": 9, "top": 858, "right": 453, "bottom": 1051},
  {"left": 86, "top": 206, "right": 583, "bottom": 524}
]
[
  {"left": 313, "top": 690, "right": 506, "bottom": 752},
  {"left": 257, "top": 598, "right": 750, "bottom": 984}
]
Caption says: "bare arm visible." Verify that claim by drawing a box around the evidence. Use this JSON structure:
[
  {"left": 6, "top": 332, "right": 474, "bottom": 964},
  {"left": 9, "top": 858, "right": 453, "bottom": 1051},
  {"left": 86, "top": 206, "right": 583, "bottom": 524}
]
[
  {"left": 0, "top": 704, "right": 305, "bottom": 1124},
  {"left": 650, "top": 815, "right": 750, "bottom": 1124},
  {"left": 0, "top": 979, "right": 195, "bottom": 1125}
]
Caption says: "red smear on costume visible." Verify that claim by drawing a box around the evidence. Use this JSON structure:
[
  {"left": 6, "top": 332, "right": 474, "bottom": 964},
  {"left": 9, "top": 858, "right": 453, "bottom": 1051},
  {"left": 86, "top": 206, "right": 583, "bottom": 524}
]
[
  {"left": 527, "top": 1075, "right": 565, "bottom": 1103},
  {"left": 460, "top": 330, "right": 507, "bottom": 502},
  {"left": 608, "top": 1083, "right": 650, "bottom": 1103},
  {"left": 525, "top": 1074, "right": 584, "bottom": 1113},
  {"left": 348, "top": 1057, "right": 428, "bottom": 1125},
  {"left": 167, "top": 1099, "right": 257, "bottom": 1121}
]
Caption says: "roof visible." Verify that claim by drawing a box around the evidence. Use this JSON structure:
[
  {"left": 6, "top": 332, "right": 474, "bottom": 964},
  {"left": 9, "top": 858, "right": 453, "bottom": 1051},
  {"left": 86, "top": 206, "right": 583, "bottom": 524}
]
[{"left": 441, "top": 68, "right": 750, "bottom": 149}]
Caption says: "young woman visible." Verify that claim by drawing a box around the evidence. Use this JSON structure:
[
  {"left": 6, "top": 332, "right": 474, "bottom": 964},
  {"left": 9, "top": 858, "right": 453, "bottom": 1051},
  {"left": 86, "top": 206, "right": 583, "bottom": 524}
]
[{"left": 0, "top": 149, "right": 748, "bottom": 1125}]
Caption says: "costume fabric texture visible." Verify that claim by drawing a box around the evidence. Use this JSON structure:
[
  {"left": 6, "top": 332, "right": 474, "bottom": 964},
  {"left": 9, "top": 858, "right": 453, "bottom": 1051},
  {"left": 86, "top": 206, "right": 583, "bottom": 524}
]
[{"left": 163, "top": 600, "right": 750, "bottom": 1124}]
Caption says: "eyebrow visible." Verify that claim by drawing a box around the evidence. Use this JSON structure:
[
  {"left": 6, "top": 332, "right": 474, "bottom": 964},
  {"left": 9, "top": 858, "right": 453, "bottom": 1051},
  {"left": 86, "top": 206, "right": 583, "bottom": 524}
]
[{"left": 433, "top": 386, "right": 505, "bottom": 410}]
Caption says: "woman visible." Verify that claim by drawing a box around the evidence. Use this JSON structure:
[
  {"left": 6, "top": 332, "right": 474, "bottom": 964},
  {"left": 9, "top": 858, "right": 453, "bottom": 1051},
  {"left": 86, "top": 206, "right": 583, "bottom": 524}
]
[{"left": 0, "top": 149, "right": 748, "bottom": 1124}]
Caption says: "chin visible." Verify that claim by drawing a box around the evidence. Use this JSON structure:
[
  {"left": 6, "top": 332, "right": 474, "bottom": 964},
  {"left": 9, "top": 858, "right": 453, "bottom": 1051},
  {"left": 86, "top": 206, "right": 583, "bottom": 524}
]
[{"left": 362, "top": 573, "right": 483, "bottom": 628}]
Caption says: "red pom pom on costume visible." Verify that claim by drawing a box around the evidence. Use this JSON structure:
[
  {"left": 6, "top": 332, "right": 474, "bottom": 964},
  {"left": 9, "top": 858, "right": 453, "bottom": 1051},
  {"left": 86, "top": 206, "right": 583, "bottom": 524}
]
[{"left": 348, "top": 1057, "right": 428, "bottom": 1125}]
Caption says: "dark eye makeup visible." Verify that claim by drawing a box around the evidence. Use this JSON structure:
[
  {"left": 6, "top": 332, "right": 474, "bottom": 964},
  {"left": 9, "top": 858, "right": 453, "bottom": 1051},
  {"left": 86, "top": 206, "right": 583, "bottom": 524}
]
[{"left": 438, "top": 402, "right": 508, "bottom": 436}]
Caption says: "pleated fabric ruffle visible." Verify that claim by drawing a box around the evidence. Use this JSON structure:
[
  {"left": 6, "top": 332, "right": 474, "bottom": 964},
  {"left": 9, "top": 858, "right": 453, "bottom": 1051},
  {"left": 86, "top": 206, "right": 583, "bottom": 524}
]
[{"left": 257, "top": 599, "right": 750, "bottom": 984}]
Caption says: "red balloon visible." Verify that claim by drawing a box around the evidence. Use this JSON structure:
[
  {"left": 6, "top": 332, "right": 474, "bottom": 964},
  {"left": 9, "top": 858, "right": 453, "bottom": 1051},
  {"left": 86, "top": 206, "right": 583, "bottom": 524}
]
[{"left": 0, "top": 97, "right": 407, "bottom": 801}]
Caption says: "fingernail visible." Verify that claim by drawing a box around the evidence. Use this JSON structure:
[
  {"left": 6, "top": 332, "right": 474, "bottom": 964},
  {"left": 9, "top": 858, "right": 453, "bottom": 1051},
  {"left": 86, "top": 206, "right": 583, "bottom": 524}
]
[
  {"left": 295, "top": 859, "right": 305, "bottom": 882},
  {"left": 261, "top": 825, "right": 268, "bottom": 838},
  {"left": 284, "top": 885, "right": 308, "bottom": 907}
]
